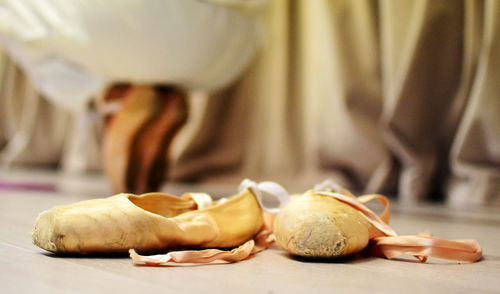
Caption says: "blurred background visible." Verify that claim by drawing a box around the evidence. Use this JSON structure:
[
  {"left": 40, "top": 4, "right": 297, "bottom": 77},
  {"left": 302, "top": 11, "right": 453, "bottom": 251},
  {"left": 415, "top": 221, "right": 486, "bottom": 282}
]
[{"left": 0, "top": 0, "right": 498, "bottom": 207}]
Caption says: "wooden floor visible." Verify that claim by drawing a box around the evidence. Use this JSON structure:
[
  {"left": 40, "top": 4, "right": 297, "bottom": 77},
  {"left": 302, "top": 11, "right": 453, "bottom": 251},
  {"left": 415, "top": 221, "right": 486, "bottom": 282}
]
[{"left": 1, "top": 168, "right": 499, "bottom": 294}]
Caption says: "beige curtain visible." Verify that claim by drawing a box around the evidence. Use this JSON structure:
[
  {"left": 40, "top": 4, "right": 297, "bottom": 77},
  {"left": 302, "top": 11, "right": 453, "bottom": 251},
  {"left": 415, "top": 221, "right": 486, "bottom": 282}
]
[{"left": 1, "top": 0, "right": 499, "bottom": 206}]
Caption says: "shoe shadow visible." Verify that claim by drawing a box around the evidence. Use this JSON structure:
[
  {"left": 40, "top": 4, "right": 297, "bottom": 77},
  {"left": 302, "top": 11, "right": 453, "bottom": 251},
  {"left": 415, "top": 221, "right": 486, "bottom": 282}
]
[
  {"left": 279, "top": 251, "right": 375, "bottom": 264},
  {"left": 41, "top": 251, "right": 129, "bottom": 259}
]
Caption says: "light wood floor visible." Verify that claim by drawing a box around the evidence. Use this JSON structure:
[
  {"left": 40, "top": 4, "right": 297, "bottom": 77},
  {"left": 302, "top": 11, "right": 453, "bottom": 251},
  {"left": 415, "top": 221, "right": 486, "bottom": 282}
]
[{"left": 1, "top": 169, "right": 499, "bottom": 293}]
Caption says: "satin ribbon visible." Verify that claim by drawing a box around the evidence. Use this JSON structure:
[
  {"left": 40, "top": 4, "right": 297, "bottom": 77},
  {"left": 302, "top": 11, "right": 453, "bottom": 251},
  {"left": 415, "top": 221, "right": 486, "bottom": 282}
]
[
  {"left": 130, "top": 180, "right": 482, "bottom": 266},
  {"left": 314, "top": 191, "right": 482, "bottom": 263}
]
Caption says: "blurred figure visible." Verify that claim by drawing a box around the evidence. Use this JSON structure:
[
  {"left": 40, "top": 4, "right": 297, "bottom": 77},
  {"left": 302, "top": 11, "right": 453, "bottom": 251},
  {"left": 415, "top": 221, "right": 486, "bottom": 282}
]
[{"left": 0, "top": 0, "right": 266, "bottom": 193}]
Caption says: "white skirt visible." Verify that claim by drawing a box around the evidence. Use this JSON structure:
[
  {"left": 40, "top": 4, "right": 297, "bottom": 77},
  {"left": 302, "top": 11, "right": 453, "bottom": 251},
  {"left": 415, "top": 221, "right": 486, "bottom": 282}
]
[{"left": 0, "top": 0, "right": 266, "bottom": 112}]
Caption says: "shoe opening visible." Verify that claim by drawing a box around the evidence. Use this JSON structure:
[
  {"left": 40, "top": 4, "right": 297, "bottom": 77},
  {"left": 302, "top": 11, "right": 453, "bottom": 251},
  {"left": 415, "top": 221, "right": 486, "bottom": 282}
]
[{"left": 127, "top": 193, "right": 197, "bottom": 217}]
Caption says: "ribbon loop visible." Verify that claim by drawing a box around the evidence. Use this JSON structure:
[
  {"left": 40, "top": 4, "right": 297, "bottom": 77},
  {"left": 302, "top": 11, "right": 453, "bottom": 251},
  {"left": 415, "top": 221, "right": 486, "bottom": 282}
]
[{"left": 239, "top": 179, "right": 290, "bottom": 214}]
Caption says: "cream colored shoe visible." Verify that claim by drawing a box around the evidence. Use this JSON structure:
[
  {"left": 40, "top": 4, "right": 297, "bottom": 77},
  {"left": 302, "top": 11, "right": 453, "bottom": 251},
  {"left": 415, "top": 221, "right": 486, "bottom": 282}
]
[
  {"left": 33, "top": 188, "right": 264, "bottom": 254},
  {"left": 273, "top": 190, "right": 370, "bottom": 258}
]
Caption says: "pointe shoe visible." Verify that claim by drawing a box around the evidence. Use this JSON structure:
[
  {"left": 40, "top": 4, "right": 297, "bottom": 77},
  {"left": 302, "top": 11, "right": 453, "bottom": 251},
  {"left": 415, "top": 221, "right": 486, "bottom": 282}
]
[
  {"left": 102, "top": 85, "right": 187, "bottom": 194},
  {"left": 32, "top": 188, "right": 263, "bottom": 254},
  {"left": 273, "top": 190, "right": 370, "bottom": 258},
  {"left": 130, "top": 86, "right": 187, "bottom": 194}
]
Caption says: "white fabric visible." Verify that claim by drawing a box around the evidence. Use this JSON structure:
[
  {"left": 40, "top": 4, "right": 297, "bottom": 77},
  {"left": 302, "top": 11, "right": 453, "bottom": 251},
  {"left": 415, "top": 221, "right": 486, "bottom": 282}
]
[
  {"left": 239, "top": 179, "right": 290, "bottom": 214},
  {"left": 0, "top": 0, "right": 265, "bottom": 112}
]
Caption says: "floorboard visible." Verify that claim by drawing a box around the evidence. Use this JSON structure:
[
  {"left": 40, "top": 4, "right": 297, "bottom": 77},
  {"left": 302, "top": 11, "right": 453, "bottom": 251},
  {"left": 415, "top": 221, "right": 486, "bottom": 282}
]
[{"left": 1, "top": 169, "right": 499, "bottom": 293}]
